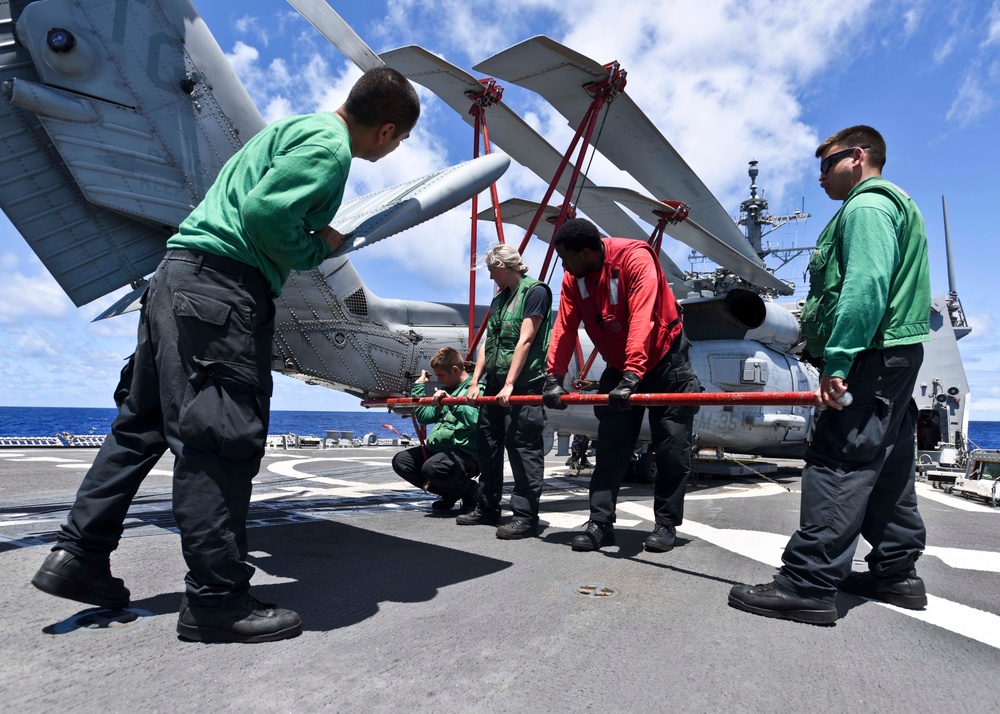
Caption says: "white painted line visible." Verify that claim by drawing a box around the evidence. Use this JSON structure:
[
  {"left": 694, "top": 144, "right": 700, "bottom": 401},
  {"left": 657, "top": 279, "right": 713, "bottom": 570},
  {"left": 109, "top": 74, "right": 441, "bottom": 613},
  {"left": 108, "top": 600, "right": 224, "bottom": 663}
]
[
  {"left": 657, "top": 507, "right": 1000, "bottom": 651},
  {"left": 56, "top": 464, "right": 91, "bottom": 469},
  {"left": 924, "top": 545, "right": 1000, "bottom": 573},
  {"left": 901, "top": 595, "right": 1000, "bottom": 651},
  {"left": 0, "top": 518, "right": 62, "bottom": 526},
  {"left": 541, "top": 512, "right": 591, "bottom": 529},
  {"left": 686, "top": 483, "right": 788, "bottom": 500},
  {"left": 916, "top": 482, "right": 998, "bottom": 513},
  {"left": 9, "top": 456, "right": 81, "bottom": 463}
]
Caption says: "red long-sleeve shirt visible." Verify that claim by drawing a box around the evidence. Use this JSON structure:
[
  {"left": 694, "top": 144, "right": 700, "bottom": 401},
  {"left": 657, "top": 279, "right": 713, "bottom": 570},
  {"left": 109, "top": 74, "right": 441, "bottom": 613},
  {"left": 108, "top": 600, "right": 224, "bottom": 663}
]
[{"left": 548, "top": 238, "right": 682, "bottom": 380}]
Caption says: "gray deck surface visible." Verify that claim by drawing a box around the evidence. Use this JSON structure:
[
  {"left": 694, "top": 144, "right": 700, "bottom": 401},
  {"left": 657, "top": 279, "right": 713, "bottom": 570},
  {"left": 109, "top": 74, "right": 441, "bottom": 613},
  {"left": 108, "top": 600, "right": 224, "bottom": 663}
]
[{"left": 1, "top": 445, "right": 998, "bottom": 713}]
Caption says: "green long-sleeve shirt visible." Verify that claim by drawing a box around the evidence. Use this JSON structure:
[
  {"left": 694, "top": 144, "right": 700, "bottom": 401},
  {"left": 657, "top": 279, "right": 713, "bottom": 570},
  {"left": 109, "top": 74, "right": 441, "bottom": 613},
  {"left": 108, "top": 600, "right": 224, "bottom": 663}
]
[
  {"left": 800, "top": 177, "right": 930, "bottom": 379},
  {"left": 412, "top": 376, "right": 478, "bottom": 459},
  {"left": 168, "top": 112, "right": 353, "bottom": 296}
]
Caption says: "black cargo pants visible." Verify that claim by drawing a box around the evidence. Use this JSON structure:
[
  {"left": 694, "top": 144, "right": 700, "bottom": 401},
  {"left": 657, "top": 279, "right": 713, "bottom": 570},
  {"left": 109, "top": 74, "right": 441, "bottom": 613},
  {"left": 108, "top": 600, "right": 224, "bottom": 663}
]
[
  {"left": 589, "top": 332, "right": 700, "bottom": 526},
  {"left": 776, "top": 344, "right": 926, "bottom": 601},
  {"left": 392, "top": 446, "right": 478, "bottom": 500},
  {"left": 475, "top": 382, "right": 546, "bottom": 523},
  {"left": 56, "top": 249, "right": 275, "bottom": 605}
]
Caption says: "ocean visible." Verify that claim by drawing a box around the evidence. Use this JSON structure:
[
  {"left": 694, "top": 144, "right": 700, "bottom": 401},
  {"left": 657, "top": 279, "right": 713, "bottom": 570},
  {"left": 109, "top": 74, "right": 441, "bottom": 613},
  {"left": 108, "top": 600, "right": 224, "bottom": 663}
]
[
  {"left": 0, "top": 407, "right": 417, "bottom": 442},
  {"left": 1, "top": 406, "right": 999, "bottom": 449}
]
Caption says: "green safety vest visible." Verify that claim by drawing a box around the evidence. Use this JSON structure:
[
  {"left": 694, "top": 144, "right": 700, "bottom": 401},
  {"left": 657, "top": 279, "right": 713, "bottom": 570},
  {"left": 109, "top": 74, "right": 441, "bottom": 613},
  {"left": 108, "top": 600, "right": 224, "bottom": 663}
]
[
  {"left": 800, "top": 177, "right": 930, "bottom": 367},
  {"left": 483, "top": 275, "right": 552, "bottom": 388}
]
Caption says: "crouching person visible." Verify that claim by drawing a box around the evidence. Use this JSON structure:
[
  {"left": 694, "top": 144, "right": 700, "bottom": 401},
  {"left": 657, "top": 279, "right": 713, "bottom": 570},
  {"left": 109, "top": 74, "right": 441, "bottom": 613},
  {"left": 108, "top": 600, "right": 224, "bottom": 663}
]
[{"left": 393, "top": 347, "right": 479, "bottom": 513}]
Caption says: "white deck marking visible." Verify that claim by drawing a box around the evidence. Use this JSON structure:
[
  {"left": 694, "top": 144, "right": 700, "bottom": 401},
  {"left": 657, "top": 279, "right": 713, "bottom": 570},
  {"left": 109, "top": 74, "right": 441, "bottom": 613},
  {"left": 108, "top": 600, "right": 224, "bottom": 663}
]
[
  {"left": 923, "top": 545, "right": 1000, "bottom": 573},
  {"left": 0, "top": 518, "right": 62, "bottom": 526},
  {"left": 8, "top": 456, "right": 81, "bottom": 463},
  {"left": 686, "top": 483, "right": 788, "bottom": 500},
  {"left": 915, "top": 482, "right": 998, "bottom": 513},
  {"left": 617, "top": 501, "right": 1000, "bottom": 652}
]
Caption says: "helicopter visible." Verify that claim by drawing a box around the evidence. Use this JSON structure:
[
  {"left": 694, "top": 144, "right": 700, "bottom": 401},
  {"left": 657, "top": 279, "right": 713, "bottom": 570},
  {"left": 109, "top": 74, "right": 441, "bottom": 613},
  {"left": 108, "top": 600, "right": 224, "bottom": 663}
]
[{"left": 0, "top": 0, "right": 971, "bottom": 468}]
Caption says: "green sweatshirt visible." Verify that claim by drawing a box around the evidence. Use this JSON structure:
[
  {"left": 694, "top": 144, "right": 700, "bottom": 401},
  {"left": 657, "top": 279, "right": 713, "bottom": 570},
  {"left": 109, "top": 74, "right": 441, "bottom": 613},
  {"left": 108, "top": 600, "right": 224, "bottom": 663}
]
[
  {"left": 800, "top": 177, "right": 930, "bottom": 379},
  {"left": 411, "top": 375, "right": 478, "bottom": 458},
  {"left": 168, "top": 112, "right": 353, "bottom": 296}
]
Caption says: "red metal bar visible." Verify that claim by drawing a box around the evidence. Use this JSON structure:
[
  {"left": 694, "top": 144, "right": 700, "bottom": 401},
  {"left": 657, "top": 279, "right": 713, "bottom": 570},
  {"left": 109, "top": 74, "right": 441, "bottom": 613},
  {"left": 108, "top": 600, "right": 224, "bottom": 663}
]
[
  {"left": 480, "top": 117, "right": 506, "bottom": 245},
  {"left": 361, "top": 391, "right": 819, "bottom": 409},
  {"left": 469, "top": 104, "right": 482, "bottom": 346},
  {"left": 465, "top": 310, "right": 490, "bottom": 362}
]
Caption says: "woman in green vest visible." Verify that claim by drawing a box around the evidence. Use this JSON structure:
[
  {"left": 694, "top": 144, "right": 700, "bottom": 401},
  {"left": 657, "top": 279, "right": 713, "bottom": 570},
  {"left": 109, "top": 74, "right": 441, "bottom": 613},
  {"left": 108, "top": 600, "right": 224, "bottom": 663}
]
[{"left": 458, "top": 245, "right": 552, "bottom": 539}]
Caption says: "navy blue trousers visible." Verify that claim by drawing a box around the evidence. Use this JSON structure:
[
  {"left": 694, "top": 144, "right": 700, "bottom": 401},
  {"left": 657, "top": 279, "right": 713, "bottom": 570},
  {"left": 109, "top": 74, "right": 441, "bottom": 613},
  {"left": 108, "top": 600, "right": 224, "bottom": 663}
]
[
  {"left": 57, "top": 250, "right": 275, "bottom": 604},
  {"left": 776, "top": 344, "right": 926, "bottom": 601}
]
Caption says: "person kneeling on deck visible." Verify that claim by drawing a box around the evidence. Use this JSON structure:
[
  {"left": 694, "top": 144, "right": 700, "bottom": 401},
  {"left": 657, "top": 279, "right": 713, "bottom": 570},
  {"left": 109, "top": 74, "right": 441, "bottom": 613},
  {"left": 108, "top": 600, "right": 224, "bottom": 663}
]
[
  {"left": 393, "top": 348, "right": 479, "bottom": 513},
  {"left": 543, "top": 219, "right": 701, "bottom": 553}
]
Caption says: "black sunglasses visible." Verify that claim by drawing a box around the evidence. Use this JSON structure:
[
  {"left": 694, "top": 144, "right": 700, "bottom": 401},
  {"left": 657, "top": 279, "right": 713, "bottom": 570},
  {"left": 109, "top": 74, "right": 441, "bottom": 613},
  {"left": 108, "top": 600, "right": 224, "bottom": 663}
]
[{"left": 820, "top": 145, "right": 870, "bottom": 174}]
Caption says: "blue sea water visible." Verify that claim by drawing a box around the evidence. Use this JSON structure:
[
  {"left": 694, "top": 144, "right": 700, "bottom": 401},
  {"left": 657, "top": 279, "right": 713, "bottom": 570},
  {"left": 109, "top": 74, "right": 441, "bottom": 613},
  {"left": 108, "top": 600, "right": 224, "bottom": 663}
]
[
  {"left": 0, "top": 406, "right": 417, "bottom": 441},
  {"left": 2, "top": 406, "right": 1000, "bottom": 449}
]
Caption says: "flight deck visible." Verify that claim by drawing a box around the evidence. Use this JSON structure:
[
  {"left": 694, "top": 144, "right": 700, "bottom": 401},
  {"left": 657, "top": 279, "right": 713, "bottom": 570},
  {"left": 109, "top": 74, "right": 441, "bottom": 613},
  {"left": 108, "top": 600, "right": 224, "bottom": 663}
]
[{"left": 1, "top": 446, "right": 998, "bottom": 713}]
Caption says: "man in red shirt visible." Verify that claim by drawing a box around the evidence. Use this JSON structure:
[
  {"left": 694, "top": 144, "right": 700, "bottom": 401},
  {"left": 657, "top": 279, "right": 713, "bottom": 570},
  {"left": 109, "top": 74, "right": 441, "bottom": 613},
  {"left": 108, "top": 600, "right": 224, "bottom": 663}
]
[{"left": 544, "top": 219, "right": 701, "bottom": 551}]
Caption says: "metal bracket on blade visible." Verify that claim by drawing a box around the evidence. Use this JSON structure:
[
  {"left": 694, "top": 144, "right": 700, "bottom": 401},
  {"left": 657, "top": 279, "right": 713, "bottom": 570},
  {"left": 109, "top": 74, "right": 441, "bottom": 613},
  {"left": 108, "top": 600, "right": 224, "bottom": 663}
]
[
  {"left": 466, "top": 78, "right": 504, "bottom": 113},
  {"left": 655, "top": 200, "right": 690, "bottom": 224},
  {"left": 583, "top": 61, "right": 628, "bottom": 102}
]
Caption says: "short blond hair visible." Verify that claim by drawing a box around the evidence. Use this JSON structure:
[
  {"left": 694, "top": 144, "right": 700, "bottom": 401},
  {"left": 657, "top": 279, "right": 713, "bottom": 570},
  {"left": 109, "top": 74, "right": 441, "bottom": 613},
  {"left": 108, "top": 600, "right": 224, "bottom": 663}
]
[{"left": 484, "top": 244, "right": 528, "bottom": 275}]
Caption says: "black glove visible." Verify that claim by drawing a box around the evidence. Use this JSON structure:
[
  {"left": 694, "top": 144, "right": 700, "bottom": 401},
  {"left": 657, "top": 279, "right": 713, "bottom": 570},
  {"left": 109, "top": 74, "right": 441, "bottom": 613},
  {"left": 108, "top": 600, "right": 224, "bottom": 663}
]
[
  {"left": 608, "top": 371, "right": 640, "bottom": 413},
  {"left": 543, "top": 375, "right": 568, "bottom": 410}
]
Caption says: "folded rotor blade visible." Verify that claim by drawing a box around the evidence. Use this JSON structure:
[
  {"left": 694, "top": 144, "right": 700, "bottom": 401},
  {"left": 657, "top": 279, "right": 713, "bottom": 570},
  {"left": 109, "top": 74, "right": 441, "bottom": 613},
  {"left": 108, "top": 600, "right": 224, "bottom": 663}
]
[{"left": 287, "top": 0, "right": 384, "bottom": 71}]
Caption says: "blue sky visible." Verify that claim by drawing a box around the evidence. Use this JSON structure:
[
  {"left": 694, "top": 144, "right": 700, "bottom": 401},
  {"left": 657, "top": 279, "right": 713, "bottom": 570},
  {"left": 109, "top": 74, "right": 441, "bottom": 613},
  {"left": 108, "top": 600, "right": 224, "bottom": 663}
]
[{"left": 1, "top": 0, "right": 999, "bottom": 418}]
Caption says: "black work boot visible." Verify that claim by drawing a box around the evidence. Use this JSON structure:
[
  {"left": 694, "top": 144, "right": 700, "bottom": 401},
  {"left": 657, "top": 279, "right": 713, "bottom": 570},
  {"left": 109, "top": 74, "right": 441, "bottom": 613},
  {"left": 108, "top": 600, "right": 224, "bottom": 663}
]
[
  {"left": 456, "top": 506, "right": 500, "bottom": 526},
  {"left": 838, "top": 568, "right": 927, "bottom": 609},
  {"left": 430, "top": 496, "right": 459, "bottom": 512},
  {"left": 571, "top": 521, "right": 616, "bottom": 551},
  {"left": 728, "top": 580, "right": 837, "bottom": 625},
  {"left": 643, "top": 524, "right": 676, "bottom": 552},
  {"left": 176, "top": 592, "right": 302, "bottom": 643},
  {"left": 495, "top": 519, "right": 537, "bottom": 540},
  {"left": 31, "top": 548, "right": 130, "bottom": 610}
]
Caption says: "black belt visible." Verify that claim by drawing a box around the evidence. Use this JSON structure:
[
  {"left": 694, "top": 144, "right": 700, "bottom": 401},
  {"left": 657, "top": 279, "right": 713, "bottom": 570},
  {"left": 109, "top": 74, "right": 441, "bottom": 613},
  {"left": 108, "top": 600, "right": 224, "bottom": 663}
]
[{"left": 164, "top": 249, "right": 268, "bottom": 290}]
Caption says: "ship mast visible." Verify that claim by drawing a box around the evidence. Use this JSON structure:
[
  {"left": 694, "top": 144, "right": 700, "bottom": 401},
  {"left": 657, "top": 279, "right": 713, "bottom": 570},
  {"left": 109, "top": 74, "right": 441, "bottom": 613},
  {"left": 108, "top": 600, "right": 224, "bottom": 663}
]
[
  {"left": 737, "top": 161, "right": 811, "bottom": 270},
  {"left": 941, "top": 195, "right": 970, "bottom": 336}
]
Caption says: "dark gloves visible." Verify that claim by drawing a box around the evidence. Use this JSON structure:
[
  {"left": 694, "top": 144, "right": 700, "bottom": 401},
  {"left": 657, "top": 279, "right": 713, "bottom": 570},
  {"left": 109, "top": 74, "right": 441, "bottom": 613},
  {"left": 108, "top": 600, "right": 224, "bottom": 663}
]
[
  {"left": 608, "top": 371, "right": 640, "bottom": 413},
  {"left": 543, "top": 375, "right": 568, "bottom": 410}
]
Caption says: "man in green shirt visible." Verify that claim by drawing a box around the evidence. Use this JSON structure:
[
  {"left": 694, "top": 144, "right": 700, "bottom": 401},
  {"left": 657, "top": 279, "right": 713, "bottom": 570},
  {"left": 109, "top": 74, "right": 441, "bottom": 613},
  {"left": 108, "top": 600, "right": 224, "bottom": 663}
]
[
  {"left": 729, "top": 125, "right": 931, "bottom": 625},
  {"left": 32, "top": 68, "right": 420, "bottom": 643},
  {"left": 392, "top": 347, "right": 479, "bottom": 513}
]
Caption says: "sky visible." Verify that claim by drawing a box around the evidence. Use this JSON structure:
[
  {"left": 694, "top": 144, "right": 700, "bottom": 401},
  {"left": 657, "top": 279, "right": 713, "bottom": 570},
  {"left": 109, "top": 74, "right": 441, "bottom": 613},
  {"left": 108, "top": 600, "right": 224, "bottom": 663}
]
[{"left": 1, "top": 0, "right": 999, "bottom": 418}]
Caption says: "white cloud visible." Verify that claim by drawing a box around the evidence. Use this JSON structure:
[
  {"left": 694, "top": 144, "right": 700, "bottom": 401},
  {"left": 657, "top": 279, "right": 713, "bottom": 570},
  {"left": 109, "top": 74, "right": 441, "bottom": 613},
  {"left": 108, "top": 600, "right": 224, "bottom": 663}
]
[
  {"left": 946, "top": 61, "right": 997, "bottom": 126},
  {"left": 985, "top": 1, "right": 1000, "bottom": 47},
  {"left": 0, "top": 259, "right": 73, "bottom": 323}
]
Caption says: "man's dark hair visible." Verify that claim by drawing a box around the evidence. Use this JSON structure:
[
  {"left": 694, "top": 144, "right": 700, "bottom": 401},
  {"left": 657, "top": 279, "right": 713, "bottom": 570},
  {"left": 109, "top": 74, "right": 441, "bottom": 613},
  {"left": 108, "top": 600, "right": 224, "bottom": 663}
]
[
  {"left": 816, "top": 125, "right": 886, "bottom": 170},
  {"left": 553, "top": 218, "right": 602, "bottom": 252},
  {"left": 344, "top": 67, "right": 420, "bottom": 137},
  {"left": 430, "top": 346, "right": 463, "bottom": 370}
]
